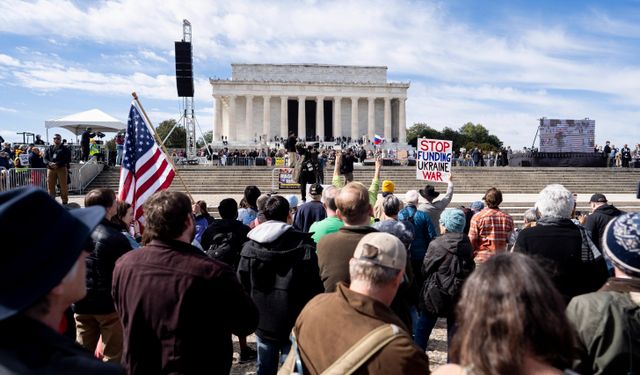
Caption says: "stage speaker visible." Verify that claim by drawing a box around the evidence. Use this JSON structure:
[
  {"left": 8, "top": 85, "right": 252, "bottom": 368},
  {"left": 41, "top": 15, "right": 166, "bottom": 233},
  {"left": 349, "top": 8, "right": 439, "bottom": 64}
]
[{"left": 175, "top": 41, "right": 194, "bottom": 97}]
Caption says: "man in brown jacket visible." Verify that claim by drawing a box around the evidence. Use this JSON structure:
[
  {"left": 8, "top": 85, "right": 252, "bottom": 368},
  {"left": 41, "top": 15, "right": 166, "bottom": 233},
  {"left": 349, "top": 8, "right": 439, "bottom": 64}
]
[
  {"left": 316, "top": 182, "right": 377, "bottom": 292},
  {"left": 112, "top": 191, "right": 258, "bottom": 375},
  {"left": 294, "top": 232, "right": 430, "bottom": 373}
]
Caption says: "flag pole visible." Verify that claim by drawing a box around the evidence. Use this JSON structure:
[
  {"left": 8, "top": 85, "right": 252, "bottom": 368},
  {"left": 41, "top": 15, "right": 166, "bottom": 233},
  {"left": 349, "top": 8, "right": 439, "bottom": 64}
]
[{"left": 131, "top": 92, "right": 195, "bottom": 203}]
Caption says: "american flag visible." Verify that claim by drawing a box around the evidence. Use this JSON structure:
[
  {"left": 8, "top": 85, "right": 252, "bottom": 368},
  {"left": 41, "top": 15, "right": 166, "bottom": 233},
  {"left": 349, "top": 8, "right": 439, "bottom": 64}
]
[{"left": 118, "top": 101, "right": 175, "bottom": 221}]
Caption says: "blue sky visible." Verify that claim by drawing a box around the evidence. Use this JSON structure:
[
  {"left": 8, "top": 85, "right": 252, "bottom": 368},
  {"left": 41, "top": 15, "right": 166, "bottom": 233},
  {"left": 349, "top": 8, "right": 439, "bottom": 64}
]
[{"left": 0, "top": 0, "right": 639, "bottom": 148}]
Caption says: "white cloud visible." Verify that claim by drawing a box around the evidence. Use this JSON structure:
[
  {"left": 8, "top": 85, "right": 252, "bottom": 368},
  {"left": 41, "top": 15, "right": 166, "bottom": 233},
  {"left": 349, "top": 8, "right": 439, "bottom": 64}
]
[
  {"left": 0, "top": 106, "right": 17, "bottom": 113},
  {"left": 0, "top": 54, "right": 21, "bottom": 67},
  {"left": 1, "top": 0, "right": 638, "bottom": 148}
]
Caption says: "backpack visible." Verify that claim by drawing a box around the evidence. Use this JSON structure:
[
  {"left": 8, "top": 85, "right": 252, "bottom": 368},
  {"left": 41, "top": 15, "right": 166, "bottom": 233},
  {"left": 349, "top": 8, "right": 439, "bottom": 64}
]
[
  {"left": 206, "top": 231, "right": 240, "bottom": 268},
  {"left": 421, "top": 253, "right": 468, "bottom": 317}
]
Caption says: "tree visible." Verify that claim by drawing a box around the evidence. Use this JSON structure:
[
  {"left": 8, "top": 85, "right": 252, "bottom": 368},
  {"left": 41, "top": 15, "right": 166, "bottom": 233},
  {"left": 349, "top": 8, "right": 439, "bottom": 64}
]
[
  {"left": 406, "top": 122, "right": 503, "bottom": 152},
  {"left": 406, "top": 123, "right": 442, "bottom": 147},
  {"left": 155, "top": 119, "right": 186, "bottom": 149},
  {"left": 197, "top": 131, "right": 213, "bottom": 148}
]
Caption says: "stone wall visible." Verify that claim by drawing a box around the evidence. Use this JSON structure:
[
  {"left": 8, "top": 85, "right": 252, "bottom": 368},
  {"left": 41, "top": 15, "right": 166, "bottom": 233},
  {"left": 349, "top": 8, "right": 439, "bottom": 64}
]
[{"left": 231, "top": 64, "right": 387, "bottom": 84}]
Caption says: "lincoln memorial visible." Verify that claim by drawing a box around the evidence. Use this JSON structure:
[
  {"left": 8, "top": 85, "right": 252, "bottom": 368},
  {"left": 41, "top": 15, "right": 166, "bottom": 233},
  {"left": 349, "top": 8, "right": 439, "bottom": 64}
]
[{"left": 210, "top": 64, "right": 410, "bottom": 144}]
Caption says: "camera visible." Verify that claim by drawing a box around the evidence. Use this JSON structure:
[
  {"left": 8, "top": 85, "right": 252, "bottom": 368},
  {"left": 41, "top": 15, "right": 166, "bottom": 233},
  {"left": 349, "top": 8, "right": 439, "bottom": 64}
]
[{"left": 95, "top": 132, "right": 105, "bottom": 138}]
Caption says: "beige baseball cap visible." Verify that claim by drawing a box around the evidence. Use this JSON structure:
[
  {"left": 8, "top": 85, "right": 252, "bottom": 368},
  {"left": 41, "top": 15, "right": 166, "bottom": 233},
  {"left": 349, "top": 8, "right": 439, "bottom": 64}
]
[{"left": 353, "top": 232, "right": 406, "bottom": 271}]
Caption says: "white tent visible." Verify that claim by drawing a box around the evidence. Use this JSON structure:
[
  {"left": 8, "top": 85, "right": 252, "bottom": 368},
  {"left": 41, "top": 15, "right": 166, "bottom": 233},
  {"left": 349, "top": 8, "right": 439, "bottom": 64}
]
[{"left": 44, "top": 109, "right": 126, "bottom": 142}]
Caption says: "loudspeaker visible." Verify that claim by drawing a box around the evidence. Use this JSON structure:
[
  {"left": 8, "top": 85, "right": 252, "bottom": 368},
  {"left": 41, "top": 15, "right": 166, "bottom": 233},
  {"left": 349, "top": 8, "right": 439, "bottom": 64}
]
[{"left": 175, "top": 41, "right": 194, "bottom": 97}]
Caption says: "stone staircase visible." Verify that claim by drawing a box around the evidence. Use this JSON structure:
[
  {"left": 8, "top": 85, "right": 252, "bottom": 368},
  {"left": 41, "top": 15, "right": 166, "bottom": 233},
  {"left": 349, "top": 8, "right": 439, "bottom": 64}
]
[
  {"left": 87, "top": 166, "right": 640, "bottom": 225},
  {"left": 89, "top": 166, "right": 640, "bottom": 195}
]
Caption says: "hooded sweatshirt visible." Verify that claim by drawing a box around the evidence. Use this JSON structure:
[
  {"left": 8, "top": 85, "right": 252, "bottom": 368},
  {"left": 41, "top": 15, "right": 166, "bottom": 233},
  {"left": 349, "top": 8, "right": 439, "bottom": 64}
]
[
  {"left": 584, "top": 204, "right": 624, "bottom": 250},
  {"left": 237, "top": 220, "right": 323, "bottom": 341}
]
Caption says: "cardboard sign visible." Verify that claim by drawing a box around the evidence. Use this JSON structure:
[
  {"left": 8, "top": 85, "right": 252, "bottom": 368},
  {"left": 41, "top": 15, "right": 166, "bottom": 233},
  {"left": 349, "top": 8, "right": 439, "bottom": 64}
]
[
  {"left": 274, "top": 157, "right": 285, "bottom": 167},
  {"left": 278, "top": 168, "right": 300, "bottom": 189},
  {"left": 416, "top": 138, "right": 453, "bottom": 182}
]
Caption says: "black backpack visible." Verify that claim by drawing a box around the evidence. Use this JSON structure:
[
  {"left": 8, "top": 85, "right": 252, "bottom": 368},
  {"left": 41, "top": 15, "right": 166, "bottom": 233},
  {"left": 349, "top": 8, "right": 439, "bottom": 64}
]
[
  {"left": 421, "top": 254, "right": 469, "bottom": 317},
  {"left": 206, "top": 231, "right": 241, "bottom": 269}
]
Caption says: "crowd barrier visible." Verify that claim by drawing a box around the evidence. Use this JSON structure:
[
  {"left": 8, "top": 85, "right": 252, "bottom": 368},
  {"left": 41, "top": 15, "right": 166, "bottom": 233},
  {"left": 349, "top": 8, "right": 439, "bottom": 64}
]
[
  {"left": 1, "top": 168, "right": 48, "bottom": 192},
  {"left": 0, "top": 158, "right": 103, "bottom": 193}
]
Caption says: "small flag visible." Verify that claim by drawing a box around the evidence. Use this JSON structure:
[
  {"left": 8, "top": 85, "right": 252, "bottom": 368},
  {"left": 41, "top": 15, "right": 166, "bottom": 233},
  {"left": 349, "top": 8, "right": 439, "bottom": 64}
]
[
  {"left": 373, "top": 134, "right": 383, "bottom": 145},
  {"left": 118, "top": 101, "right": 175, "bottom": 222}
]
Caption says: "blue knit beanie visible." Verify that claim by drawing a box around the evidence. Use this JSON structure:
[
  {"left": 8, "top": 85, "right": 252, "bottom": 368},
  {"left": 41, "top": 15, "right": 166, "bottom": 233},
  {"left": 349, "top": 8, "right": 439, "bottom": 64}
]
[
  {"left": 439, "top": 208, "right": 466, "bottom": 233},
  {"left": 470, "top": 200, "right": 484, "bottom": 212}
]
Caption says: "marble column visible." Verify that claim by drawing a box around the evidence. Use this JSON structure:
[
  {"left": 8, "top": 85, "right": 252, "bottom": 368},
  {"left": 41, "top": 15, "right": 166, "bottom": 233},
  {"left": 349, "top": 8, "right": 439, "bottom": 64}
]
[
  {"left": 228, "top": 95, "right": 237, "bottom": 141},
  {"left": 399, "top": 97, "right": 407, "bottom": 144},
  {"left": 316, "top": 96, "right": 324, "bottom": 141},
  {"left": 280, "top": 96, "right": 288, "bottom": 138},
  {"left": 350, "top": 97, "right": 359, "bottom": 140},
  {"left": 384, "top": 97, "right": 392, "bottom": 142},
  {"left": 367, "top": 97, "right": 375, "bottom": 141},
  {"left": 262, "top": 95, "right": 271, "bottom": 140},
  {"left": 333, "top": 97, "right": 342, "bottom": 139},
  {"left": 298, "top": 96, "right": 306, "bottom": 140},
  {"left": 214, "top": 96, "right": 223, "bottom": 142},
  {"left": 245, "top": 95, "right": 254, "bottom": 140}
]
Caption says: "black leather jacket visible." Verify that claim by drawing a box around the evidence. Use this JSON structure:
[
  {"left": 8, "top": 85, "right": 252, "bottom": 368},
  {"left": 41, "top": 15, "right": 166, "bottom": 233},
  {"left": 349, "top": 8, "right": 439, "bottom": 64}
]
[{"left": 73, "top": 219, "right": 132, "bottom": 314}]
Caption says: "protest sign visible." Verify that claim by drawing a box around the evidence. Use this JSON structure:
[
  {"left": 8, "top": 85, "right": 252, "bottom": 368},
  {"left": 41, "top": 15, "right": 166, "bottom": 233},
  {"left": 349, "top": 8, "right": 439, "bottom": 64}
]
[
  {"left": 416, "top": 138, "right": 453, "bottom": 182},
  {"left": 278, "top": 168, "right": 300, "bottom": 189}
]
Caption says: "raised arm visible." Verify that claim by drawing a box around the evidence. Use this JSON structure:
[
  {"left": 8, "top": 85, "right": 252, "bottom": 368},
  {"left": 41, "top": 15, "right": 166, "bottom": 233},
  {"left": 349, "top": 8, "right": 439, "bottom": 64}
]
[
  {"left": 332, "top": 151, "right": 344, "bottom": 188},
  {"left": 368, "top": 157, "right": 382, "bottom": 206}
]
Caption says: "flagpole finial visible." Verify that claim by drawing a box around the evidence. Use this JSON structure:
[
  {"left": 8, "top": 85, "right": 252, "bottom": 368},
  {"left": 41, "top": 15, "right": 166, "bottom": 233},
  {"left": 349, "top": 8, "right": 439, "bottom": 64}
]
[{"left": 132, "top": 92, "right": 138, "bottom": 100}]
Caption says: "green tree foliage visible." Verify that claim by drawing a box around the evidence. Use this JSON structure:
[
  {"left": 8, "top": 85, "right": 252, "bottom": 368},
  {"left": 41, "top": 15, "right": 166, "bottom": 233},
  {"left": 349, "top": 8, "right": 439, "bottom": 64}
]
[
  {"left": 197, "top": 131, "right": 213, "bottom": 148},
  {"left": 155, "top": 119, "right": 186, "bottom": 148},
  {"left": 406, "top": 122, "right": 503, "bottom": 151}
]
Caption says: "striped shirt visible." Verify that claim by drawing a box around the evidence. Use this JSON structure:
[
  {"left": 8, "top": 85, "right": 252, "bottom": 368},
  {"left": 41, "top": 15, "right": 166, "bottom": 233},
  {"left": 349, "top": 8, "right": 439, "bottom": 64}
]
[{"left": 468, "top": 208, "right": 514, "bottom": 263}]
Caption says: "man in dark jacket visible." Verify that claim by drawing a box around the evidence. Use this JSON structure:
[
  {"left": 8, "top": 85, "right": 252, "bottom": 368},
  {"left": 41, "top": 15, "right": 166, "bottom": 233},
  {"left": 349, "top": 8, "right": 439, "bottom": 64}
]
[
  {"left": 201, "top": 198, "right": 250, "bottom": 269},
  {"left": 0, "top": 187, "right": 122, "bottom": 374},
  {"left": 566, "top": 212, "right": 640, "bottom": 375},
  {"left": 238, "top": 195, "right": 323, "bottom": 375},
  {"left": 584, "top": 193, "right": 624, "bottom": 251},
  {"left": 294, "top": 183, "right": 326, "bottom": 232},
  {"left": 112, "top": 191, "right": 258, "bottom": 375},
  {"left": 513, "top": 184, "right": 609, "bottom": 303},
  {"left": 200, "top": 197, "right": 256, "bottom": 361},
  {"left": 73, "top": 188, "right": 132, "bottom": 363},
  {"left": 340, "top": 148, "right": 355, "bottom": 183},
  {"left": 44, "top": 134, "right": 71, "bottom": 204},
  {"left": 81, "top": 127, "right": 95, "bottom": 162}
]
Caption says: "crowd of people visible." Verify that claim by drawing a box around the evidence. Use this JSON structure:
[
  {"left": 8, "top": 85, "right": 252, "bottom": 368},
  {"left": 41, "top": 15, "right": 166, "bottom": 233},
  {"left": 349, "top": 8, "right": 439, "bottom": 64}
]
[{"left": 1, "top": 143, "right": 639, "bottom": 375}]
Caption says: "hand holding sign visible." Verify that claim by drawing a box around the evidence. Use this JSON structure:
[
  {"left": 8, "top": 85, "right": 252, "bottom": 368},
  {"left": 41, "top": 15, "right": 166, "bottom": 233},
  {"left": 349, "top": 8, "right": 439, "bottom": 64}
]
[{"left": 416, "top": 138, "right": 453, "bottom": 182}]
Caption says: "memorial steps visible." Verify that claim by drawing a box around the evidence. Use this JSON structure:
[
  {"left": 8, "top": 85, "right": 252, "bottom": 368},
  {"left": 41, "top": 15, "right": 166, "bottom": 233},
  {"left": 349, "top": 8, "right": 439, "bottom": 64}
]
[{"left": 87, "top": 166, "right": 640, "bottom": 224}]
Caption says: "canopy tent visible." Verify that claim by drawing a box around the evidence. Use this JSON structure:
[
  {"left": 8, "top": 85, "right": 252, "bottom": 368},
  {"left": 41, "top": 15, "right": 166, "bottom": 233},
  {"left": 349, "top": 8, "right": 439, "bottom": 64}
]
[{"left": 44, "top": 109, "right": 126, "bottom": 142}]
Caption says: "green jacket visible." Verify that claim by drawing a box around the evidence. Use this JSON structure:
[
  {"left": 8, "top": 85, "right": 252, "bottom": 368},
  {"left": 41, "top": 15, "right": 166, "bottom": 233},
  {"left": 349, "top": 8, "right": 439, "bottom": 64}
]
[{"left": 566, "top": 277, "right": 640, "bottom": 375}]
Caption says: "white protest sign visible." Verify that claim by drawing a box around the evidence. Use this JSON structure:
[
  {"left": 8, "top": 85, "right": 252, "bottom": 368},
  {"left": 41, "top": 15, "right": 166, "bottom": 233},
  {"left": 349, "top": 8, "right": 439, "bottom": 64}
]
[{"left": 416, "top": 138, "right": 453, "bottom": 182}]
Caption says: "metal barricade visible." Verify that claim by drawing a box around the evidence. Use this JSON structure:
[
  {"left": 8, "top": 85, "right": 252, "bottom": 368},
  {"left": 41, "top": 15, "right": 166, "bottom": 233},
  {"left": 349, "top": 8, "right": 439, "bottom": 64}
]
[
  {"left": 0, "top": 168, "right": 48, "bottom": 192},
  {"left": 74, "top": 157, "right": 104, "bottom": 193}
]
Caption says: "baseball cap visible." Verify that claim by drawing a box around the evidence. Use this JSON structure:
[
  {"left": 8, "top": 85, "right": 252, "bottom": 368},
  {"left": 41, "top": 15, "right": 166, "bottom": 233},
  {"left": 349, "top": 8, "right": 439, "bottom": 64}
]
[
  {"left": 309, "top": 183, "right": 324, "bottom": 196},
  {"left": 589, "top": 193, "right": 607, "bottom": 203},
  {"left": 353, "top": 232, "right": 406, "bottom": 271}
]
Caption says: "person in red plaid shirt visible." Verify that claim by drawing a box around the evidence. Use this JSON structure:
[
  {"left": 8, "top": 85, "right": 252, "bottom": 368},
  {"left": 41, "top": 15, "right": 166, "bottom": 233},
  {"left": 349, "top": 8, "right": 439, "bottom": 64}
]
[{"left": 468, "top": 187, "right": 514, "bottom": 264}]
